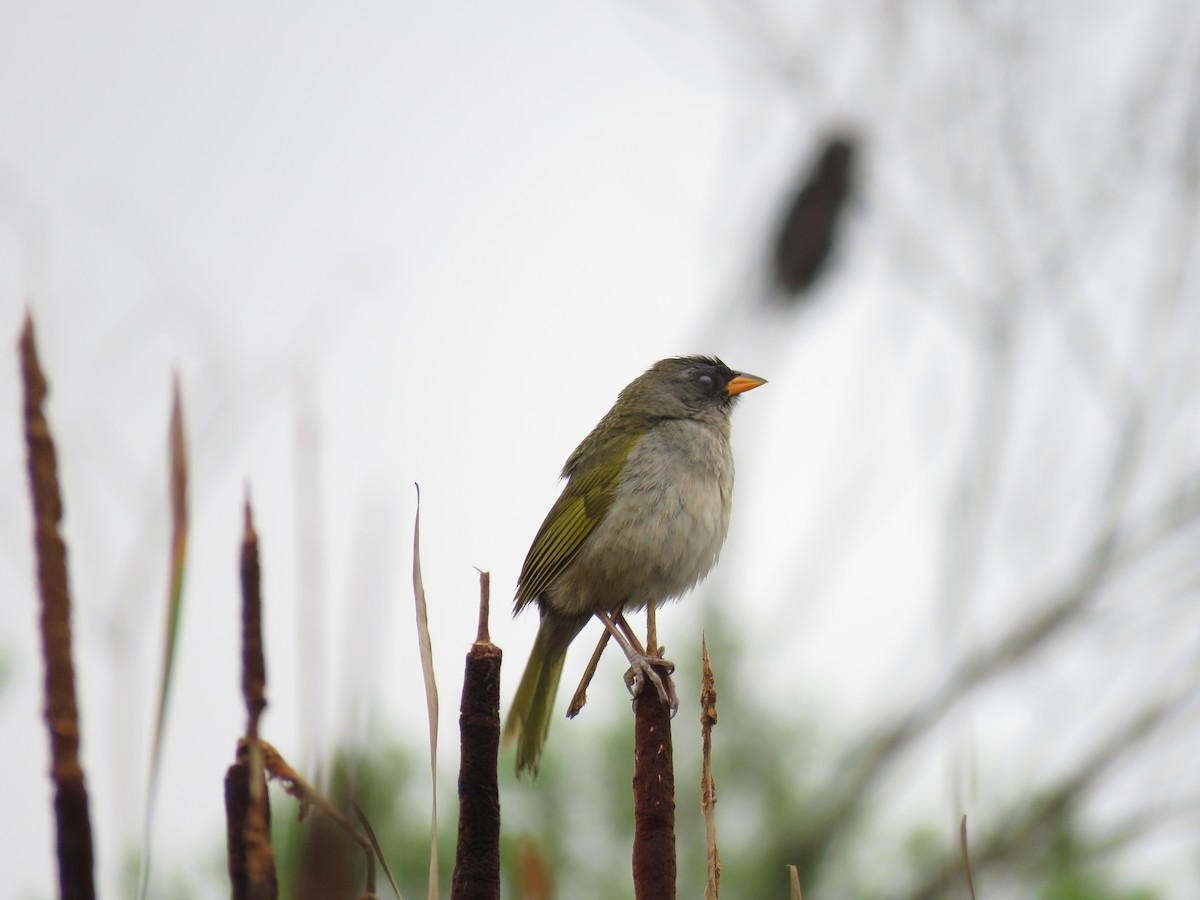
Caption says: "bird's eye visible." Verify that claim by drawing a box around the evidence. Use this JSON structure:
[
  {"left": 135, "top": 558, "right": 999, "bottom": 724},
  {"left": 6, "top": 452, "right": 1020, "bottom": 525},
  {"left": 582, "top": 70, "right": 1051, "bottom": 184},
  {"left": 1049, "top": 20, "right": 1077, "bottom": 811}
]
[{"left": 697, "top": 373, "right": 714, "bottom": 388}]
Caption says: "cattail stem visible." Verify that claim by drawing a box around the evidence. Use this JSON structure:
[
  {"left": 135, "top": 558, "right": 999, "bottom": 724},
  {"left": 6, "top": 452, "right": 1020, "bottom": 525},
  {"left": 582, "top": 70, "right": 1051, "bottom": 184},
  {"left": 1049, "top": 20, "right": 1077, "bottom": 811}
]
[
  {"left": 21, "top": 312, "right": 96, "bottom": 900},
  {"left": 632, "top": 663, "right": 676, "bottom": 899},
  {"left": 451, "top": 571, "right": 503, "bottom": 899}
]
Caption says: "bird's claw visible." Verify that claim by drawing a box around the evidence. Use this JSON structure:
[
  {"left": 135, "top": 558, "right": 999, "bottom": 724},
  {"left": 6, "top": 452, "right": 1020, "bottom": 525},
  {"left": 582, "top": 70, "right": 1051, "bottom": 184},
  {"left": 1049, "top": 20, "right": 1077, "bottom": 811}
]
[{"left": 624, "top": 655, "right": 679, "bottom": 716}]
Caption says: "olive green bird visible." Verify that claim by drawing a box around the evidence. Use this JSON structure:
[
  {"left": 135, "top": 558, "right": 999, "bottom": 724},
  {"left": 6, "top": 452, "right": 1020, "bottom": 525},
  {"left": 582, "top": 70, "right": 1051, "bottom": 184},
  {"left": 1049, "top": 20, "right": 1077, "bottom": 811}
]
[{"left": 502, "top": 356, "right": 766, "bottom": 777}]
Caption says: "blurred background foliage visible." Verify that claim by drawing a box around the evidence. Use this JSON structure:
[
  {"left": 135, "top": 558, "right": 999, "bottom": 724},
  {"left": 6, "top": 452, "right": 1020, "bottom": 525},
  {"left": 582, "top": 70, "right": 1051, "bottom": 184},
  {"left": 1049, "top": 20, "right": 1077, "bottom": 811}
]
[{"left": 250, "top": 600, "right": 1167, "bottom": 899}]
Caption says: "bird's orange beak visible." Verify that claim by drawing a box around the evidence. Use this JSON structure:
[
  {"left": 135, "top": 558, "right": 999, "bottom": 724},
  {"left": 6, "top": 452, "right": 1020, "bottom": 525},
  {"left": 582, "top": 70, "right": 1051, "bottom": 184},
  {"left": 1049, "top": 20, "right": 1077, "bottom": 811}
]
[{"left": 726, "top": 373, "right": 767, "bottom": 396}]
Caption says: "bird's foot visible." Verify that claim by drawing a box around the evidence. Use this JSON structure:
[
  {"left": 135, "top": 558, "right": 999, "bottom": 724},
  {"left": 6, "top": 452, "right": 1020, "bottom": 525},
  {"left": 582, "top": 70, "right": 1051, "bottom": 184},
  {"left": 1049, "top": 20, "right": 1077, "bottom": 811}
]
[{"left": 624, "top": 653, "right": 678, "bottom": 715}]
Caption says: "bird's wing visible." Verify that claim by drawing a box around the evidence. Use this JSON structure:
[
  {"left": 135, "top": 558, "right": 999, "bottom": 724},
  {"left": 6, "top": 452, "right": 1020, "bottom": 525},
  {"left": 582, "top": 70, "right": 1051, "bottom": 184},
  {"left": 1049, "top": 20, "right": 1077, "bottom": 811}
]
[{"left": 514, "top": 429, "right": 640, "bottom": 610}]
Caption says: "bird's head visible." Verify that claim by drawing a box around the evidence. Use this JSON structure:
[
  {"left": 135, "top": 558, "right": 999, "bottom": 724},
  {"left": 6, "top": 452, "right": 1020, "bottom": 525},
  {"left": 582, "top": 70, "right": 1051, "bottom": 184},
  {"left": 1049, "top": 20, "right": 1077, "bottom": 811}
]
[{"left": 617, "top": 356, "right": 767, "bottom": 424}]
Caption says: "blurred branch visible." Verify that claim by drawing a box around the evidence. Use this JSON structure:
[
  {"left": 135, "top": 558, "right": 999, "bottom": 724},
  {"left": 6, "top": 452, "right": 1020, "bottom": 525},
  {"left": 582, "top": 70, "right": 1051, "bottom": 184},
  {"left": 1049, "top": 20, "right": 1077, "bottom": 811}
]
[
  {"left": 793, "top": 464, "right": 1200, "bottom": 871},
  {"left": 904, "top": 678, "right": 1198, "bottom": 899}
]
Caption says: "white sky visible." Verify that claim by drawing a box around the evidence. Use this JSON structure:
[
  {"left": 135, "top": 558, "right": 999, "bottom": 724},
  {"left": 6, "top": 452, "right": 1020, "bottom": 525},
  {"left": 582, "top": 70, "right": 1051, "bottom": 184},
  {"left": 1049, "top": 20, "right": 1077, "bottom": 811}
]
[{"left": 2, "top": 2, "right": 1197, "bottom": 897}]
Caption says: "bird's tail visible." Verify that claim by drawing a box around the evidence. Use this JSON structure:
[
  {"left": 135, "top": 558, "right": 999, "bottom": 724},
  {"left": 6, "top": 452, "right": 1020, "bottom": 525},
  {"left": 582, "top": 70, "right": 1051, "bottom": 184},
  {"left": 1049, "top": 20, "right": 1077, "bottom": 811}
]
[{"left": 503, "top": 609, "right": 589, "bottom": 778}]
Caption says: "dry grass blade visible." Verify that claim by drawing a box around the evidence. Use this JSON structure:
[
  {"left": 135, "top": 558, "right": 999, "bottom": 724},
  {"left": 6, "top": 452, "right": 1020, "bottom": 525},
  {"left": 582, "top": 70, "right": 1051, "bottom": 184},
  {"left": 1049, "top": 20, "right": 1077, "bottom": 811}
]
[
  {"left": 20, "top": 311, "right": 97, "bottom": 900},
  {"left": 355, "top": 802, "right": 403, "bottom": 900},
  {"left": 412, "top": 485, "right": 440, "bottom": 900},
  {"left": 960, "top": 814, "right": 977, "bottom": 900},
  {"left": 140, "top": 372, "right": 190, "bottom": 899},
  {"left": 788, "top": 864, "right": 803, "bottom": 900},
  {"left": 700, "top": 635, "right": 720, "bottom": 900}
]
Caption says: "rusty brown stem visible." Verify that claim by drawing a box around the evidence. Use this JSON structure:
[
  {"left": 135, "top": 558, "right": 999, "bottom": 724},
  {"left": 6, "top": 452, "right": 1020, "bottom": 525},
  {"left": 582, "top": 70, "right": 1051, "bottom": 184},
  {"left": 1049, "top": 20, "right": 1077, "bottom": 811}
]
[
  {"left": 20, "top": 312, "right": 96, "bottom": 900},
  {"left": 632, "top": 660, "right": 676, "bottom": 899},
  {"left": 451, "top": 570, "right": 502, "bottom": 899},
  {"left": 241, "top": 493, "right": 267, "bottom": 738}
]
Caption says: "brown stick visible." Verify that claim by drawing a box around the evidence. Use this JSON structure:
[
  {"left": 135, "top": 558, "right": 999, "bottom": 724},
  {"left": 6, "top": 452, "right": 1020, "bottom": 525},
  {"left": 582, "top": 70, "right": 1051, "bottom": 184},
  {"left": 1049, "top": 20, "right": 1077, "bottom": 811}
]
[
  {"left": 700, "top": 636, "right": 720, "bottom": 900},
  {"left": 452, "top": 571, "right": 503, "bottom": 900},
  {"left": 250, "top": 740, "right": 379, "bottom": 898},
  {"left": 20, "top": 312, "right": 96, "bottom": 900},
  {"left": 225, "top": 754, "right": 280, "bottom": 900},
  {"left": 632, "top": 659, "right": 676, "bottom": 899},
  {"left": 225, "top": 760, "right": 252, "bottom": 900},
  {"left": 241, "top": 496, "right": 267, "bottom": 739},
  {"left": 231, "top": 498, "right": 277, "bottom": 898}
]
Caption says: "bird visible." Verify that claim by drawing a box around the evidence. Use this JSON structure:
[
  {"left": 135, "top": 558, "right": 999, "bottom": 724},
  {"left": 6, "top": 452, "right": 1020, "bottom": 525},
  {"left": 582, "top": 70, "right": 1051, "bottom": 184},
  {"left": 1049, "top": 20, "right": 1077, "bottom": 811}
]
[{"left": 502, "top": 355, "right": 766, "bottom": 777}]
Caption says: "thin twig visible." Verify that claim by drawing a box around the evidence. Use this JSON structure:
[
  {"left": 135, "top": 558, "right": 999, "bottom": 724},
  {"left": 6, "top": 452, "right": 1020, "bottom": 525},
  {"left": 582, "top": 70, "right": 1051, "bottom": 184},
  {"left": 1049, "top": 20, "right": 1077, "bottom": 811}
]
[
  {"left": 701, "top": 635, "right": 720, "bottom": 900},
  {"left": 475, "top": 569, "right": 491, "bottom": 645},
  {"left": 355, "top": 803, "right": 401, "bottom": 900},
  {"left": 249, "top": 740, "right": 381, "bottom": 898},
  {"left": 960, "top": 815, "right": 977, "bottom": 900}
]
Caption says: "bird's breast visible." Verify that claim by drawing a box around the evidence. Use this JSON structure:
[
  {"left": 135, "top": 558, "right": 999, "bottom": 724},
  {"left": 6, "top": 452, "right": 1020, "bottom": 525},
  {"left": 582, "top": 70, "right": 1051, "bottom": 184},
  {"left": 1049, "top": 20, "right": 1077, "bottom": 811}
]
[{"left": 548, "top": 419, "right": 734, "bottom": 615}]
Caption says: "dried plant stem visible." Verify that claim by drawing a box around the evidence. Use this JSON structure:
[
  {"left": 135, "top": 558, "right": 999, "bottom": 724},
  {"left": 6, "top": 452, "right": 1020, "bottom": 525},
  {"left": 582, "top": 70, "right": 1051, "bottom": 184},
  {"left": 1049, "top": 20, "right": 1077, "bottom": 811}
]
[
  {"left": 241, "top": 495, "right": 267, "bottom": 739},
  {"left": 141, "top": 374, "right": 189, "bottom": 900},
  {"left": 788, "top": 865, "right": 803, "bottom": 899},
  {"left": 412, "top": 487, "right": 440, "bottom": 900},
  {"left": 248, "top": 740, "right": 383, "bottom": 899},
  {"left": 226, "top": 497, "right": 277, "bottom": 899},
  {"left": 475, "top": 569, "right": 491, "bottom": 644},
  {"left": 632, "top": 656, "right": 676, "bottom": 899},
  {"left": 451, "top": 571, "right": 502, "bottom": 900},
  {"left": 700, "top": 636, "right": 720, "bottom": 900},
  {"left": 225, "top": 755, "right": 266, "bottom": 900},
  {"left": 960, "top": 815, "right": 977, "bottom": 900},
  {"left": 20, "top": 312, "right": 96, "bottom": 900},
  {"left": 244, "top": 739, "right": 277, "bottom": 898}
]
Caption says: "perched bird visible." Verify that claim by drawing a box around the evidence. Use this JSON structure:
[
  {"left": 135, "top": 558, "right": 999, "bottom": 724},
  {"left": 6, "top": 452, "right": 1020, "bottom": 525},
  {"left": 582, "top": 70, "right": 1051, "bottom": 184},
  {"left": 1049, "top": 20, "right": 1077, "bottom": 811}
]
[
  {"left": 770, "top": 134, "right": 857, "bottom": 300},
  {"left": 503, "top": 355, "right": 766, "bottom": 777}
]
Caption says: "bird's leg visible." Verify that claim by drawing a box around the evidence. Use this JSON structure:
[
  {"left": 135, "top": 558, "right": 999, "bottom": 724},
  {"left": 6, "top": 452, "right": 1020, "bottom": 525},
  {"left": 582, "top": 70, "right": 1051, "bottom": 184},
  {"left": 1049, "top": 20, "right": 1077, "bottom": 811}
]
[
  {"left": 643, "top": 605, "right": 678, "bottom": 713},
  {"left": 614, "top": 610, "right": 675, "bottom": 677},
  {"left": 566, "top": 603, "right": 625, "bottom": 719},
  {"left": 592, "top": 607, "right": 670, "bottom": 705},
  {"left": 592, "top": 607, "right": 674, "bottom": 711}
]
